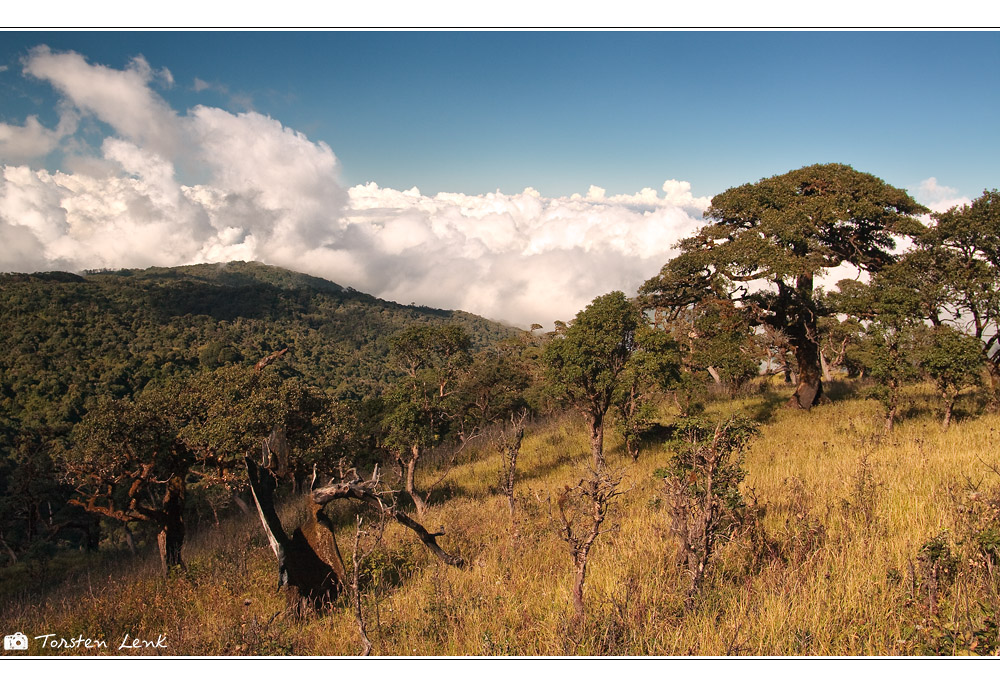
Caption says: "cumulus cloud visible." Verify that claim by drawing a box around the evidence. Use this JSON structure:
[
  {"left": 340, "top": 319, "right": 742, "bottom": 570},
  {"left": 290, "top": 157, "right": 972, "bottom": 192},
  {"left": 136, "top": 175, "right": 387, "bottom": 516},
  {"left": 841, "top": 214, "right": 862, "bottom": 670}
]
[
  {"left": 0, "top": 45, "right": 709, "bottom": 326},
  {"left": 338, "top": 183, "right": 706, "bottom": 325},
  {"left": 0, "top": 109, "right": 77, "bottom": 161},
  {"left": 916, "top": 177, "right": 971, "bottom": 213},
  {"left": 23, "top": 46, "right": 181, "bottom": 156}
]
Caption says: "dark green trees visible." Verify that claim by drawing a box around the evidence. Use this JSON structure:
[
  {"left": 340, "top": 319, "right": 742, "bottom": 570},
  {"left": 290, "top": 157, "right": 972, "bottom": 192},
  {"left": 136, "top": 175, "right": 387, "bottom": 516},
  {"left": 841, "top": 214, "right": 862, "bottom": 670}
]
[
  {"left": 544, "top": 291, "right": 645, "bottom": 469},
  {"left": 642, "top": 164, "right": 927, "bottom": 409},
  {"left": 380, "top": 325, "right": 535, "bottom": 517},
  {"left": 832, "top": 250, "right": 987, "bottom": 432},
  {"left": 381, "top": 325, "right": 473, "bottom": 516},
  {"left": 829, "top": 264, "right": 929, "bottom": 432},
  {"left": 61, "top": 361, "right": 331, "bottom": 573},
  {"left": 919, "top": 326, "right": 984, "bottom": 429},
  {"left": 916, "top": 190, "right": 1000, "bottom": 405},
  {"left": 611, "top": 326, "right": 680, "bottom": 460}
]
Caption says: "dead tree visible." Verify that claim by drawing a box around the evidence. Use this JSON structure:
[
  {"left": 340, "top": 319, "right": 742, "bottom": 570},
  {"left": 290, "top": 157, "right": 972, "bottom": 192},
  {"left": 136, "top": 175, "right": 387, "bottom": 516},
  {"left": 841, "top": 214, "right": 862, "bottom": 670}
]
[
  {"left": 493, "top": 409, "right": 528, "bottom": 526},
  {"left": 661, "top": 418, "right": 756, "bottom": 611},
  {"left": 0, "top": 530, "right": 17, "bottom": 565},
  {"left": 348, "top": 510, "right": 390, "bottom": 656},
  {"left": 552, "top": 468, "right": 626, "bottom": 621},
  {"left": 311, "top": 469, "right": 465, "bottom": 568},
  {"left": 254, "top": 348, "right": 290, "bottom": 371},
  {"left": 245, "top": 436, "right": 346, "bottom": 613},
  {"left": 245, "top": 438, "right": 465, "bottom": 613}
]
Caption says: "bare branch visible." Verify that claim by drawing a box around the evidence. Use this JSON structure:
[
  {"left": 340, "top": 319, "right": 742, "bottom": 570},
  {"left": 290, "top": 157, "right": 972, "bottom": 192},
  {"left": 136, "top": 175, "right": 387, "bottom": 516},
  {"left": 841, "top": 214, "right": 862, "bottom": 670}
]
[
  {"left": 312, "top": 476, "right": 465, "bottom": 568},
  {"left": 254, "top": 348, "right": 289, "bottom": 371}
]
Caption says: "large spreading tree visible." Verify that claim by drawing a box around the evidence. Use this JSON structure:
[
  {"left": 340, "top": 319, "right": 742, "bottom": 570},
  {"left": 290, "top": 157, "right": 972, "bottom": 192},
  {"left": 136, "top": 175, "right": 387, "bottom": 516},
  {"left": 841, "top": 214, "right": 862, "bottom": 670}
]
[
  {"left": 641, "top": 163, "right": 927, "bottom": 409},
  {"left": 60, "top": 360, "right": 334, "bottom": 573}
]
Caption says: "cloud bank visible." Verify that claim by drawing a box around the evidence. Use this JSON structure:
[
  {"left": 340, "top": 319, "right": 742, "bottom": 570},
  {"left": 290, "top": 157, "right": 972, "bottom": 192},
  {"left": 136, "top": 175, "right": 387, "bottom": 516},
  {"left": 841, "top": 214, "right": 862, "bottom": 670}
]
[{"left": 1, "top": 46, "right": 707, "bottom": 325}]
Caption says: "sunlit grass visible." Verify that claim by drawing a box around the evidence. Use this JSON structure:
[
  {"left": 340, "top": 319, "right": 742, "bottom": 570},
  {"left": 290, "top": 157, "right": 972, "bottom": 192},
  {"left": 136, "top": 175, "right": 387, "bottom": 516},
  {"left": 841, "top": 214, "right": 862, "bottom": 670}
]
[{"left": 3, "top": 380, "right": 999, "bottom": 656}]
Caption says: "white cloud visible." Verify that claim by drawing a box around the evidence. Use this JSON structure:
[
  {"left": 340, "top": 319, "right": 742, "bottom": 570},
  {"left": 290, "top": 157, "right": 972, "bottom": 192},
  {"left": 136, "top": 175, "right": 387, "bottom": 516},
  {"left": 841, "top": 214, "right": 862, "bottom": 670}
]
[
  {"left": 0, "top": 109, "right": 77, "bottom": 161},
  {"left": 916, "top": 177, "right": 971, "bottom": 213},
  {"left": 23, "top": 46, "right": 182, "bottom": 156},
  {"left": 335, "top": 183, "right": 705, "bottom": 325},
  {"left": 0, "top": 45, "right": 709, "bottom": 327}
]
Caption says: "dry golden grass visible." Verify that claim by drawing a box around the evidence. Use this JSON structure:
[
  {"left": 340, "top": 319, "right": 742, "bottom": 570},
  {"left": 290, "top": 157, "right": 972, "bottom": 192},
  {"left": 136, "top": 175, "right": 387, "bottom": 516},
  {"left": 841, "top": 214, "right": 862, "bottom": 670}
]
[{"left": 3, "top": 380, "right": 1000, "bottom": 656}]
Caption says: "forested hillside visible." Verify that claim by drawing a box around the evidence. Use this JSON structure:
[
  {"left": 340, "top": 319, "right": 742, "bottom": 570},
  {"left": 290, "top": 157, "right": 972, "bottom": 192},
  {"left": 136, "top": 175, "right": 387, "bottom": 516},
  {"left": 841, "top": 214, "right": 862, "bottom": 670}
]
[
  {"left": 1, "top": 261, "right": 517, "bottom": 405},
  {"left": 0, "top": 261, "right": 519, "bottom": 562}
]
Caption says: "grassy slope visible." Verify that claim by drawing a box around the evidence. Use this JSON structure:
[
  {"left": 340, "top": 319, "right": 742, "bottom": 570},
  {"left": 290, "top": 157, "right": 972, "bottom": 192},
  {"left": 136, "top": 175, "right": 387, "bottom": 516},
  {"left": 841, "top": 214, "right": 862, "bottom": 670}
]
[{"left": 2, "top": 381, "right": 998, "bottom": 656}]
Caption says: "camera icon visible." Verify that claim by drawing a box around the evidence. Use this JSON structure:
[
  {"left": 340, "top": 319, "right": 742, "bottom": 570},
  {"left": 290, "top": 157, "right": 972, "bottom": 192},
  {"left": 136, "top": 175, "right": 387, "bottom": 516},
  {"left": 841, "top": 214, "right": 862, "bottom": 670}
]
[{"left": 4, "top": 632, "right": 28, "bottom": 650}]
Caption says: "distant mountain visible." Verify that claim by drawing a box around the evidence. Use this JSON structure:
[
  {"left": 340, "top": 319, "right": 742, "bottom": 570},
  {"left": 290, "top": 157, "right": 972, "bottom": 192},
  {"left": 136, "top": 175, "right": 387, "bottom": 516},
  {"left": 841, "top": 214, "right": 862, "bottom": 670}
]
[{"left": 0, "top": 262, "right": 521, "bottom": 431}]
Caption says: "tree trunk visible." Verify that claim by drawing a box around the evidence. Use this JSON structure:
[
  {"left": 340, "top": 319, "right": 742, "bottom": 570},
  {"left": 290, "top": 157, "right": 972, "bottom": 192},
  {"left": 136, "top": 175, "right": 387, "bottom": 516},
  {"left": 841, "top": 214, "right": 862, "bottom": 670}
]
[
  {"left": 820, "top": 351, "right": 832, "bottom": 383},
  {"left": 350, "top": 563, "right": 372, "bottom": 656},
  {"left": 124, "top": 527, "right": 136, "bottom": 556},
  {"left": 988, "top": 363, "right": 1000, "bottom": 411},
  {"left": 245, "top": 456, "right": 345, "bottom": 611},
  {"left": 942, "top": 393, "right": 955, "bottom": 430},
  {"left": 571, "top": 560, "right": 587, "bottom": 620},
  {"left": 406, "top": 445, "right": 428, "bottom": 517},
  {"left": 0, "top": 530, "right": 16, "bottom": 565},
  {"left": 500, "top": 420, "right": 524, "bottom": 533},
  {"left": 785, "top": 308, "right": 824, "bottom": 406},
  {"left": 886, "top": 386, "right": 899, "bottom": 433},
  {"left": 626, "top": 436, "right": 640, "bottom": 462},
  {"left": 284, "top": 503, "right": 347, "bottom": 612},
  {"left": 707, "top": 366, "right": 722, "bottom": 385},
  {"left": 157, "top": 475, "right": 186, "bottom": 575},
  {"left": 587, "top": 413, "right": 605, "bottom": 470},
  {"left": 86, "top": 516, "right": 101, "bottom": 551},
  {"left": 231, "top": 493, "right": 252, "bottom": 517},
  {"left": 786, "top": 344, "right": 823, "bottom": 409},
  {"left": 781, "top": 272, "right": 826, "bottom": 409}
]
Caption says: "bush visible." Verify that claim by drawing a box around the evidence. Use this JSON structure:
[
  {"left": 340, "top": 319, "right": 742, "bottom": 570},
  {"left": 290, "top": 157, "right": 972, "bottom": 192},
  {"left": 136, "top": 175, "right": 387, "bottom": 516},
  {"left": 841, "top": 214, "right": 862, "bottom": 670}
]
[{"left": 655, "top": 416, "right": 758, "bottom": 610}]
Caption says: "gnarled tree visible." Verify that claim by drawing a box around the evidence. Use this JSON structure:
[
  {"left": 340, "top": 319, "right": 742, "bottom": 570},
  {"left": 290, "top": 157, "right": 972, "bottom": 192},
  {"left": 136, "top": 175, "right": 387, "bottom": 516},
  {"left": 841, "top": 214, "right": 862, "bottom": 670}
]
[
  {"left": 63, "top": 393, "right": 191, "bottom": 574},
  {"left": 245, "top": 452, "right": 465, "bottom": 613},
  {"left": 61, "top": 358, "right": 329, "bottom": 575},
  {"left": 641, "top": 163, "right": 926, "bottom": 409}
]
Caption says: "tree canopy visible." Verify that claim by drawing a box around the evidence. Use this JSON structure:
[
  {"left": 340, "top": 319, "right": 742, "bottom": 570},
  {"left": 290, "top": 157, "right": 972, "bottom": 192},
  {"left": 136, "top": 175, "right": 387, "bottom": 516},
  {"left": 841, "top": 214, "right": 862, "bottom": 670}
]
[
  {"left": 641, "top": 163, "right": 927, "bottom": 409},
  {"left": 544, "top": 291, "right": 645, "bottom": 468},
  {"left": 915, "top": 190, "right": 1000, "bottom": 402},
  {"left": 59, "top": 360, "right": 338, "bottom": 572}
]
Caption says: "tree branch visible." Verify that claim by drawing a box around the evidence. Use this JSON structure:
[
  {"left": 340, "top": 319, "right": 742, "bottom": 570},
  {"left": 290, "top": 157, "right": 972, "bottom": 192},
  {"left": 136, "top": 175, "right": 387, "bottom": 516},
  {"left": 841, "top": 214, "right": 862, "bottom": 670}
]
[{"left": 312, "top": 476, "right": 465, "bottom": 568}]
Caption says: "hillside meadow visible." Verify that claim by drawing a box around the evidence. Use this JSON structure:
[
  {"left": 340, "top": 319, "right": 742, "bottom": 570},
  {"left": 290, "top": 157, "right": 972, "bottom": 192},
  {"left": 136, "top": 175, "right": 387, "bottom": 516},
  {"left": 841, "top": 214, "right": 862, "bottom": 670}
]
[{"left": 2, "top": 378, "right": 998, "bottom": 657}]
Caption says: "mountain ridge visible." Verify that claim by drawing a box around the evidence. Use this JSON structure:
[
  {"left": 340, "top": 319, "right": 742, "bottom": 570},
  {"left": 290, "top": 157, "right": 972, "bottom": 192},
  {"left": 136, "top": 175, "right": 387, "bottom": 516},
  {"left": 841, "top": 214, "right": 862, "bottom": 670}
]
[{"left": 0, "top": 260, "right": 521, "bottom": 418}]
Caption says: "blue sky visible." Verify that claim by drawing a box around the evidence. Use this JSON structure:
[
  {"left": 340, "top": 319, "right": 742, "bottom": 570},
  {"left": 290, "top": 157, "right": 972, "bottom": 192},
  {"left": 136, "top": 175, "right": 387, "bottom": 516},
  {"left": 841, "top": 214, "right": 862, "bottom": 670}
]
[
  {"left": 2, "top": 31, "right": 997, "bottom": 198},
  {"left": 0, "top": 31, "right": 997, "bottom": 325}
]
